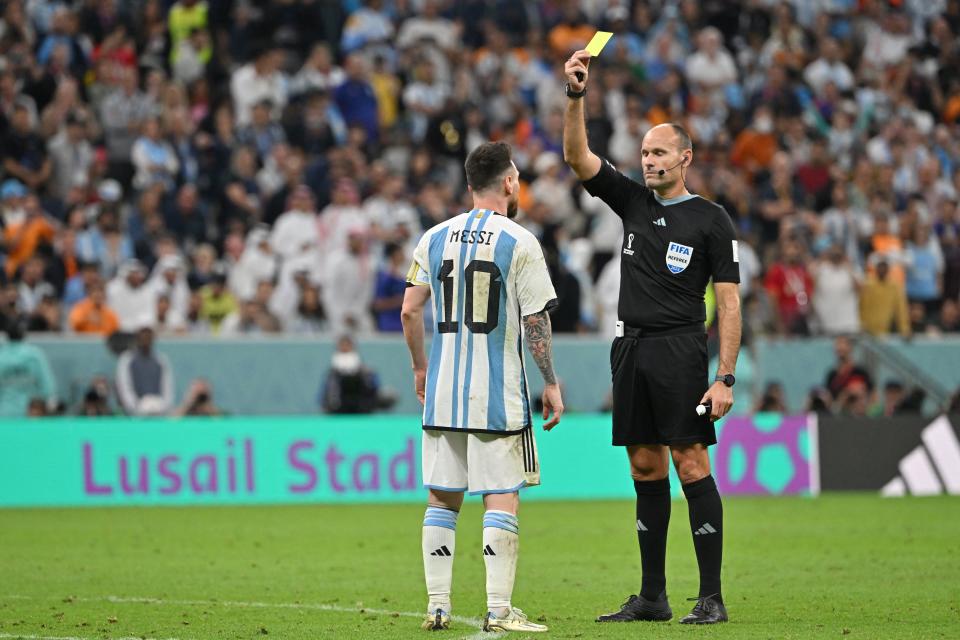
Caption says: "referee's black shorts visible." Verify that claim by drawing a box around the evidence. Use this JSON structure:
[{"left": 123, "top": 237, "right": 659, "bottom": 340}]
[{"left": 610, "top": 323, "right": 716, "bottom": 447}]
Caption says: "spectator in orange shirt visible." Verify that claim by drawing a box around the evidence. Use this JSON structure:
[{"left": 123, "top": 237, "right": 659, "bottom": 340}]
[
  {"left": 944, "top": 81, "right": 960, "bottom": 124},
  {"left": 2, "top": 183, "right": 57, "bottom": 278},
  {"left": 867, "top": 208, "right": 906, "bottom": 285},
  {"left": 68, "top": 281, "right": 120, "bottom": 336},
  {"left": 730, "top": 105, "right": 779, "bottom": 179},
  {"left": 548, "top": 5, "right": 594, "bottom": 57}
]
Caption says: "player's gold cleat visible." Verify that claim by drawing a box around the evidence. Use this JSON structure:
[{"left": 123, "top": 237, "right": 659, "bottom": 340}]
[
  {"left": 421, "top": 608, "right": 450, "bottom": 631},
  {"left": 482, "top": 607, "right": 548, "bottom": 633}
]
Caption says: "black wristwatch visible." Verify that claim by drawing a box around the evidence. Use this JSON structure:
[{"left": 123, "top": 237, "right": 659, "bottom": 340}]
[
  {"left": 715, "top": 374, "right": 735, "bottom": 387},
  {"left": 565, "top": 83, "right": 587, "bottom": 99}
]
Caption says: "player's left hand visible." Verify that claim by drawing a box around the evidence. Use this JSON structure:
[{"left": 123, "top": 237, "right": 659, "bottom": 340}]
[
  {"left": 700, "top": 382, "right": 733, "bottom": 422},
  {"left": 413, "top": 368, "right": 426, "bottom": 406},
  {"left": 541, "top": 384, "right": 564, "bottom": 431}
]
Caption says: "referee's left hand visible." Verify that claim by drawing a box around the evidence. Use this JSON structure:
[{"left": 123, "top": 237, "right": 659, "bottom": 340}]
[{"left": 700, "top": 382, "right": 733, "bottom": 421}]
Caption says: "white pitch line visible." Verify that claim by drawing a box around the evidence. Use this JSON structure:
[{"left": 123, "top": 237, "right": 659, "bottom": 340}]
[
  {"left": 101, "top": 594, "right": 483, "bottom": 627},
  {"left": 3, "top": 594, "right": 483, "bottom": 629}
]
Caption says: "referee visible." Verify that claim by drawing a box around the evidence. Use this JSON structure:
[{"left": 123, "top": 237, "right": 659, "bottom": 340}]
[{"left": 562, "top": 50, "right": 741, "bottom": 625}]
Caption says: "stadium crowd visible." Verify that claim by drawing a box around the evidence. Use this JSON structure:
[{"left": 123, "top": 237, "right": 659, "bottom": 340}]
[{"left": 1, "top": 0, "right": 959, "bottom": 342}]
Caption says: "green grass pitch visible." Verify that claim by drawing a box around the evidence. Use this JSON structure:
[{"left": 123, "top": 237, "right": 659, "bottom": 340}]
[{"left": 1, "top": 495, "right": 958, "bottom": 639}]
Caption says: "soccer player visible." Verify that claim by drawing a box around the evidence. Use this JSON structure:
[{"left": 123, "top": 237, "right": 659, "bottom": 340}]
[
  {"left": 401, "top": 141, "right": 564, "bottom": 633},
  {"left": 562, "top": 50, "right": 742, "bottom": 624}
]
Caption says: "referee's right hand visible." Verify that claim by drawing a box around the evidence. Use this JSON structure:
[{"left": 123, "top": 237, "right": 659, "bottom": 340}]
[
  {"left": 541, "top": 384, "right": 564, "bottom": 431},
  {"left": 564, "top": 50, "right": 591, "bottom": 93}
]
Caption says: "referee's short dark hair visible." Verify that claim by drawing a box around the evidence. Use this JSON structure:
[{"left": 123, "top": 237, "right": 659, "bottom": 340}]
[
  {"left": 669, "top": 123, "right": 693, "bottom": 151},
  {"left": 465, "top": 141, "right": 513, "bottom": 193}
]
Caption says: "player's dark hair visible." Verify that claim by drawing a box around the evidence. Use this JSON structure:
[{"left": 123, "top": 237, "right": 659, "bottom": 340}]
[
  {"left": 464, "top": 142, "right": 513, "bottom": 193},
  {"left": 669, "top": 123, "right": 693, "bottom": 152}
]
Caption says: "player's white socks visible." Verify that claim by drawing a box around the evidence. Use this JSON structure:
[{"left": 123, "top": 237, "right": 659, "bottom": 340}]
[
  {"left": 422, "top": 506, "right": 459, "bottom": 613},
  {"left": 482, "top": 510, "right": 520, "bottom": 617}
]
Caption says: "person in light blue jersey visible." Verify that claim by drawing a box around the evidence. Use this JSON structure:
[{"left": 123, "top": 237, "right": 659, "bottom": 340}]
[
  {"left": 0, "top": 316, "right": 56, "bottom": 416},
  {"left": 401, "top": 141, "right": 564, "bottom": 633}
]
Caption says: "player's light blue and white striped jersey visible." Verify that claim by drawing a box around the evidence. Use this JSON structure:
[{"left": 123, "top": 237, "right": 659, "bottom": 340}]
[{"left": 407, "top": 209, "right": 557, "bottom": 434}]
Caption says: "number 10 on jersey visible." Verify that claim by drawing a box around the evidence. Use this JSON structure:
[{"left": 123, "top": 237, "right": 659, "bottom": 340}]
[{"left": 437, "top": 258, "right": 502, "bottom": 334}]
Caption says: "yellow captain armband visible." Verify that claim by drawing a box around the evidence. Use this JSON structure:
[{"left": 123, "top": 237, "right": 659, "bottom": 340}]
[{"left": 407, "top": 261, "right": 431, "bottom": 286}]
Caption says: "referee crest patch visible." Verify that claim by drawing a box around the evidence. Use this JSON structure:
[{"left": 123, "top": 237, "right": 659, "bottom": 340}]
[{"left": 665, "top": 242, "right": 693, "bottom": 274}]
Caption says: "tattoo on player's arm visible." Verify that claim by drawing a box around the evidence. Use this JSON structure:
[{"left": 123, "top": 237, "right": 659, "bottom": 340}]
[{"left": 522, "top": 310, "right": 557, "bottom": 385}]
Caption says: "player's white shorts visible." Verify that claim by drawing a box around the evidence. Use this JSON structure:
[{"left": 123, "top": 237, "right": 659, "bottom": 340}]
[{"left": 422, "top": 428, "right": 540, "bottom": 495}]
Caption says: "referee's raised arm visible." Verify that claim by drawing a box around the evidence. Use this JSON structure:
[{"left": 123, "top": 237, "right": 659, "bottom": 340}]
[{"left": 562, "top": 49, "right": 601, "bottom": 181}]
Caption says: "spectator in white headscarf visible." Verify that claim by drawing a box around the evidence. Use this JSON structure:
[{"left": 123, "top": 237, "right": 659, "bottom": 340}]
[
  {"left": 229, "top": 226, "right": 277, "bottom": 302},
  {"left": 107, "top": 259, "right": 156, "bottom": 331},
  {"left": 272, "top": 254, "right": 323, "bottom": 330},
  {"left": 322, "top": 226, "right": 374, "bottom": 335},
  {"left": 529, "top": 152, "right": 578, "bottom": 230},
  {"left": 270, "top": 185, "right": 319, "bottom": 259},
  {"left": 149, "top": 254, "right": 190, "bottom": 325}
]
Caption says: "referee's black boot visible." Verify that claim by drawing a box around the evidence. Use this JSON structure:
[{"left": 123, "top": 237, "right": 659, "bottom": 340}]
[
  {"left": 679, "top": 594, "right": 728, "bottom": 624},
  {"left": 596, "top": 592, "right": 672, "bottom": 622}
]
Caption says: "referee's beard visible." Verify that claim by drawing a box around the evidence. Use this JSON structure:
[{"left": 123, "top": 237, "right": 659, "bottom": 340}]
[{"left": 644, "top": 173, "right": 679, "bottom": 190}]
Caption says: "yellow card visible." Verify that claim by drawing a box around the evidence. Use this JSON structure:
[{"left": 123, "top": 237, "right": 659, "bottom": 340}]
[{"left": 586, "top": 31, "right": 613, "bottom": 57}]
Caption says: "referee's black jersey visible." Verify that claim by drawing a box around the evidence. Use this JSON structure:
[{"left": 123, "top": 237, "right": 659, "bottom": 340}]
[{"left": 583, "top": 157, "right": 741, "bottom": 331}]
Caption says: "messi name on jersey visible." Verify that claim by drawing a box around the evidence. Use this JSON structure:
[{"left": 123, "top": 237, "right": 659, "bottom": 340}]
[
  {"left": 666, "top": 241, "right": 693, "bottom": 274},
  {"left": 449, "top": 229, "right": 495, "bottom": 245}
]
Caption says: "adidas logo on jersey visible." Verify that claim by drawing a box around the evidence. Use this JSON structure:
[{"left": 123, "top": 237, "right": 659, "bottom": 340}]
[
  {"left": 653, "top": 217, "right": 666, "bottom": 227},
  {"left": 881, "top": 416, "right": 960, "bottom": 496},
  {"left": 430, "top": 546, "right": 452, "bottom": 557}
]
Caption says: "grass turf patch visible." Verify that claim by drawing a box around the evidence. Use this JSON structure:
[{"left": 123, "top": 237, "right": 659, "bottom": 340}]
[{"left": 1, "top": 495, "right": 958, "bottom": 639}]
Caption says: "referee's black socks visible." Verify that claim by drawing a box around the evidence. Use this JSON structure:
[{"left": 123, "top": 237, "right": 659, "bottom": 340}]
[
  {"left": 633, "top": 478, "right": 671, "bottom": 600},
  {"left": 682, "top": 474, "right": 723, "bottom": 598}
]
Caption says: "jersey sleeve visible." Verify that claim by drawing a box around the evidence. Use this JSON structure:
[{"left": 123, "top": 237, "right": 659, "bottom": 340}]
[
  {"left": 581, "top": 157, "right": 647, "bottom": 217},
  {"left": 515, "top": 237, "right": 558, "bottom": 316},
  {"left": 707, "top": 207, "right": 742, "bottom": 283},
  {"left": 405, "top": 233, "right": 432, "bottom": 286}
]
